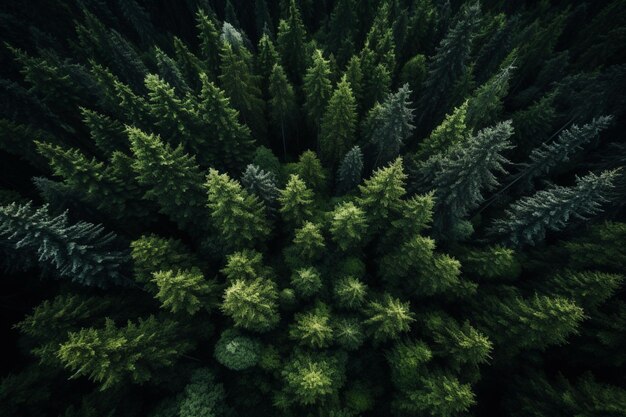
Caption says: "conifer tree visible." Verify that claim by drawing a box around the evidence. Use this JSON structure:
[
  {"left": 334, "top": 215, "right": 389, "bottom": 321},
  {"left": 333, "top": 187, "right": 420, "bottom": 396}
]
[
  {"left": 365, "top": 294, "right": 415, "bottom": 342},
  {"left": 268, "top": 63, "right": 297, "bottom": 157},
  {"left": 256, "top": 34, "right": 280, "bottom": 94},
  {"left": 292, "top": 222, "right": 325, "bottom": 261},
  {"left": 416, "top": 100, "right": 470, "bottom": 159},
  {"left": 329, "top": 202, "right": 368, "bottom": 251},
  {"left": 172, "top": 36, "right": 206, "bottom": 90},
  {"left": 491, "top": 170, "right": 618, "bottom": 247},
  {"left": 57, "top": 316, "right": 192, "bottom": 390},
  {"left": 417, "top": 2, "right": 481, "bottom": 131},
  {"left": 80, "top": 108, "right": 128, "bottom": 156},
  {"left": 336, "top": 145, "right": 364, "bottom": 195},
  {"left": 358, "top": 158, "right": 407, "bottom": 226},
  {"left": 276, "top": 0, "right": 307, "bottom": 84},
  {"left": 214, "top": 329, "right": 261, "bottom": 370},
  {"left": 206, "top": 169, "right": 270, "bottom": 251},
  {"left": 319, "top": 75, "right": 357, "bottom": 167},
  {"left": 152, "top": 268, "right": 216, "bottom": 315},
  {"left": 128, "top": 127, "right": 208, "bottom": 232},
  {"left": 198, "top": 73, "right": 255, "bottom": 173},
  {"left": 334, "top": 276, "right": 368, "bottom": 310},
  {"left": 0, "top": 202, "right": 128, "bottom": 288},
  {"left": 466, "top": 62, "right": 513, "bottom": 130},
  {"left": 154, "top": 46, "right": 191, "bottom": 96},
  {"left": 219, "top": 42, "right": 267, "bottom": 140},
  {"left": 289, "top": 303, "right": 334, "bottom": 348},
  {"left": 539, "top": 270, "right": 624, "bottom": 311},
  {"left": 415, "top": 121, "right": 514, "bottom": 235},
  {"left": 279, "top": 174, "right": 315, "bottom": 227},
  {"left": 292, "top": 150, "right": 328, "bottom": 192},
  {"left": 303, "top": 49, "right": 332, "bottom": 132},
  {"left": 221, "top": 277, "right": 280, "bottom": 332},
  {"left": 290, "top": 267, "right": 323, "bottom": 297},
  {"left": 130, "top": 234, "right": 198, "bottom": 285},
  {"left": 195, "top": 9, "right": 221, "bottom": 79},
  {"left": 241, "top": 164, "right": 280, "bottom": 216},
  {"left": 364, "top": 83, "right": 415, "bottom": 168},
  {"left": 326, "top": 0, "right": 357, "bottom": 66}
]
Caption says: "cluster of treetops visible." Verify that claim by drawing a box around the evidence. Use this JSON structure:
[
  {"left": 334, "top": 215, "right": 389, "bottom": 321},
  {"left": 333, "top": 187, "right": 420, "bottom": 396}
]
[{"left": 0, "top": 0, "right": 625, "bottom": 416}]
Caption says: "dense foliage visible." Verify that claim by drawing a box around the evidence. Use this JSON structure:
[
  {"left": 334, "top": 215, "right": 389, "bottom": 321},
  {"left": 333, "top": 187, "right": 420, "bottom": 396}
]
[{"left": 1, "top": 0, "right": 625, "bottom": 416}]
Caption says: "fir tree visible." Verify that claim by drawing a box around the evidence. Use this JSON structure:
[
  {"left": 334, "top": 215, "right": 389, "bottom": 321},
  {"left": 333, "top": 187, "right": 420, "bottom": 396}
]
[
  {"left": 319, "top": 75, "right": 357, "bottom": 167},
  {"left": 290, "top": 266, "right": 323, "bottom": 297},
  {"left": 491, "top": 170, "right": 619, "bottom": 247},
  {"left": 279, "top": 352, "right": 345, "bottom": 406},
  {"left": 268, "top": 63, "right": 297, "bottom": 157},
  {"left": 416, "top": 100, "right": 470, "bottom": 159},
  {"left": 334, "top": 276, "right": 368, "bottom": 310},
  {"left": 365, "top": 294, "right": 415, "bottom": 342},
  {"left": 130, "top": 234, "right": 198, "bottom": 285},
  {"left": 326, "top": 0, "right": 357, "bottom": 66},
  {"left": 128, "top": 127, "right": 208, "bottom": 232},
  {"left": 152, "top": 268, "right": 216, "bottom": 315},
  {"left": 303, "top": 49, "right": 332, "bottom": 132},
  {"left": 206, "top": 169, "right": 270, "bottom": 251},
  {"left": 256, "top": 34, "right": 280, "bottom": 94},
  {"left": 336, "top": 145, "right": 364, "bottom": 195},
  {"left": 279, "top": 174, "right": 315, "bottom": 227},
  {"left": 358, "top": 158, "right": 407, "bottom": 226},
  {"left": 0, "top": 202, "right": 128, "bottom": 288},
  {"left": 241, "top": 164, "right": 280, "bottom": 216},
  {"left": 276, "top": 0, "right": 307, "bottom": 84},
  {"left": 214, "top": 329, "right": 261, "bottom": 371},
  {"left": 154, "top": 46, "right": 191, "bottom": 96},
  {"left": 292, "top": 222, "right": 325, "bottom": 262},
  {"left": 57, "top": 316, "right": 192, "bottom": 390},
  {"left": 221, "top": 277, "right": 280, "bottom": 332},
  {"left": 195, "top": 9, "right": 221, "bottom": 79},
  {"left": 364, "top": 83, "right": 415, "bottom": 168},
  {"left": 329, "top": 202, "right": 368, "bottom": 251},
  {"left": 289, "top": 303, "right": 334, "bottom": 348}
]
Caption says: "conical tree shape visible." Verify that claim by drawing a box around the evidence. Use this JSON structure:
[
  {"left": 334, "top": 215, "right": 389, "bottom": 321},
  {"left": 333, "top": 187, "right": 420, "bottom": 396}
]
[{"left": 319, "top": 75, "right": 357, "bottom": 168}]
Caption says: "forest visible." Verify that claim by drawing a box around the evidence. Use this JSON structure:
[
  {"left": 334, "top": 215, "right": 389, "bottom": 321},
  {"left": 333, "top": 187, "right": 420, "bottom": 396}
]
[{"left": 0, "top": 0, "right": 625, "bottom": 416}]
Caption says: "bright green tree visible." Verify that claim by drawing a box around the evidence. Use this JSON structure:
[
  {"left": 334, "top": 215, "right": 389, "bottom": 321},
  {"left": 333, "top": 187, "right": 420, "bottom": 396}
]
[{"left": 221, "top": 277, "right": 280, "bottom": 332}]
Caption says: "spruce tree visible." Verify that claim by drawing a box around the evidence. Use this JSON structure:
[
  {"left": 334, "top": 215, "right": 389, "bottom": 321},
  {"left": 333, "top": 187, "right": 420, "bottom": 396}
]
[
  {"left": 336, "top": 145, "right": 364, "bottom": 195},
  {"left": 128, "top": 127, "right": 208, "bottom": 232},
  {"left": 415, "top": 100, "right": 470, "bottom": 159},
  {"left": 276, "top": 0, "right": 307, "bottom": 84},
  {"left": 221, "top": 277, "right": 280, "bottom": 332},
  {"left": 365, "top": 294, "right": 415, "bottom": 342},
  {"left": 491, "top": 170, "right": 619, "bottom": 247},
  {"left": 268, "top": 63, "right": 297, "bottom": 157},
  {"left": 318, "top": 75, "right": 357, "bottom": 167},
  {"left": 279, "top": 174, "right": 315, "bottom": 228},
  {"left": 329, "top": 202, "right": 368, "bottom": 251},
  {"left": 364, "top": 83, "right": 415, "bottom": 168},
  {"left": 195, "top": 9, "right": 221, "bottom": 79},
  {"left": 303, "top": 49, "right": 332, "bottom": 132},
  {"left": 0, "top": 202, "right": 128, "bottom": 288},
  {"left": 214, "top": 329, "right": 261, "bottom": 370},
  {"left": 57, "top": 317, "right": 192, "bottom": 390},
  {"left": 241, "top": 164, "right": 280, "bottom": 216},
  {"left": 152, "top": 268, "right": 216, "bottom": 315},
  {"left": 206, "top": 168, "right": 270, "bottom": 251}
]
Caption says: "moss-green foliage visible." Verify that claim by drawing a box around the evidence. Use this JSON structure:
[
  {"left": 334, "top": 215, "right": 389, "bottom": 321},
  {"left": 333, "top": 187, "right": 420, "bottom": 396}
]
[{"left": 2, "top": 1, "right": 626, "bottom": 417}]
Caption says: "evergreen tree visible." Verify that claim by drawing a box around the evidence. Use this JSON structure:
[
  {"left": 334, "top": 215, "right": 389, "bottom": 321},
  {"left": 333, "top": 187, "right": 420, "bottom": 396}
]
[
  {"left": 289, "top": 302, "right": 334, "bottom": 348},
  {"left": 130, "top": 234, "right": 198, "bottom": 285},
  {"left": 195, "top": 9, "right": 221, "bottom": 79},
  {"left": 256, "top": 34, "right": 280, "bottom": 94},
  {"left": 358, "top": 158, "right": 407, "bottom": 226},
  {"left": 206, "top": 169, "right": 270, "bottom": 251},
  {"left": 292, "top": 222, "right": 325, "bottom": 262},
  {"left": 290, "top": 266, "right": 323, "bottom": 297},
  {"left": 214, "top": 329, "right": 261, "bottom": 370},
  {"left": 292, "top": 150, "right": 328, "bottom": 192},
  {"left": 154, "top": 46, "right": 191, "bottom": 96},
  {"left": 334, "top": 276, "right": 368, "bottom": 310},
  {"left": 365, "top": 294, "right": 415, "bottom": 342},
  {"left": 415, "top": 100, "right": 470, "bottom": 159},
  {"left": 219, "top": 42, "right": 267, "bottom": 140},
  {"left": 221, "top": 277, "right": 280, "bottom": 332},
  {"left": 364, "top": 83, "right": 415, "bottom": 168},
  {"left": 491, "top": 170, "right": 619, "bottom": 247},
  {"left": 329, "top": 202, "right": 368, "bottom": 251},
  {"left": 128, "top": 127, "right": 208, "bottom": 232},
  {"left": 417, "top": 2, "right": 481, "bottom": 131},
  {"left": 279, "top": 174, "right": 315, "bottom": 227},
  {"left": 0, "top": 202, "right": 128, "bottom": 288},
  {"left": 303, "top": 49, "right": 332, "bottom": 132},
  {"left": 336, "top": 145, "right": 364, "bottom": 195},
  {"left": 326, "top": 0, "right": 357, "bottom": 66},
  {"left": 152, "top": 268, "right": 216, "bottom": 315},
  {"left": 319, "top": 75, "right": 357, "bottom": 167},
  {"left": 276, "top": 0, "right": 307, "bottom": 84},
  {"left": 241, "top": 164, "right": 280, "bottom": 216},
  {"left": 268, "top": 63, "right": 297, "bottom": 157},
  {"left": 466, "top": 62, "right": 514, "bottom": 130},
  {"left": 57, "top": 316, "right": 192, "bottom": 390}
]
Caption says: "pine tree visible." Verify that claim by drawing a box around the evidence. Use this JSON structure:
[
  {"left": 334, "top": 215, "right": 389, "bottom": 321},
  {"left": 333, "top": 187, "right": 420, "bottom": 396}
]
[
  {"left": 128, "top": 127, "right": 208, "bottom": 232},
  {"left": 117, "top": 0, "right": 155, "bottom": 45},
  {"left": 221, "top": 277, "right": 280, "bottom": 332},
  {"left": 268, "top": 63, "right": 297, "bottom": 157},
  {"left": 172, "top": 36, "right": 206, "bottom": 90},
  {"left": 292, "top": 150, "right": 327, "bottom": 192},
  {"left": 334, "top": 276, "right": 368, "bottom": 310},
  {"left": 80, "top": 108, "right": 128, "bottom": 156},
  {"left": 539, "top": 270, "right": 623, "bottom": 311},
  {"left": 256, "top": 34, "right": 280, "bottom": 94},
  {"left": 303, "top": 49, "right": 332, "bottom": 132},
  {"left": 364, "top": 83, "right": 415, "bottom": 168},
  {"left": 0, "top": 202, "right": 128, "bottom": 288},
  {"left": 279, "top": 174, "right": 315, "bottom": 227},
  {"left": 415, "top": 100, "right": 470, "bottom": 159},
  {"left": 329, "top": 202, "right": 368, "bottom": 251},
  {"left": 206, "top": 169, "right": 270, "bottom": 251},
  {"left": 319, "top": 75, "right": 357, "bottom": 167},
  {"left": 152, "top": 268, "right": 216, "bottom": 315},
  {"left": 221, "top": 249, "right": 271, "bottom": 282},
  {"left": 154, "top": 46, "right": 191, "bottom": 96},
  {"left": 214, "top": 329, "right": 261, "bottom": 370},
  {"left": 176, "top": 368, "right": 233, "bottom": 416},
  {"left": 459, "top": 245, "right": 521, "bottom": 281},
  {"left": 326, "top": 0, "right": 357, "bottom": 66},
  {"left": 336, "top": 146, "right": 364, "bottom": 195},
  {"left": 466, "top": 62, "right": 513, "bottom": 130},
  {"left": 491, "top": 170, "right": 619, "bottom": 247},
  {"left": 276, "top": 0, "right": 307, "bottom": 84},
  {"left": 417, "top": 2, "right": 481, "bottom": 131},
  {"left": 57, "top": 316, "right": 192, "bottom": 390}
]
